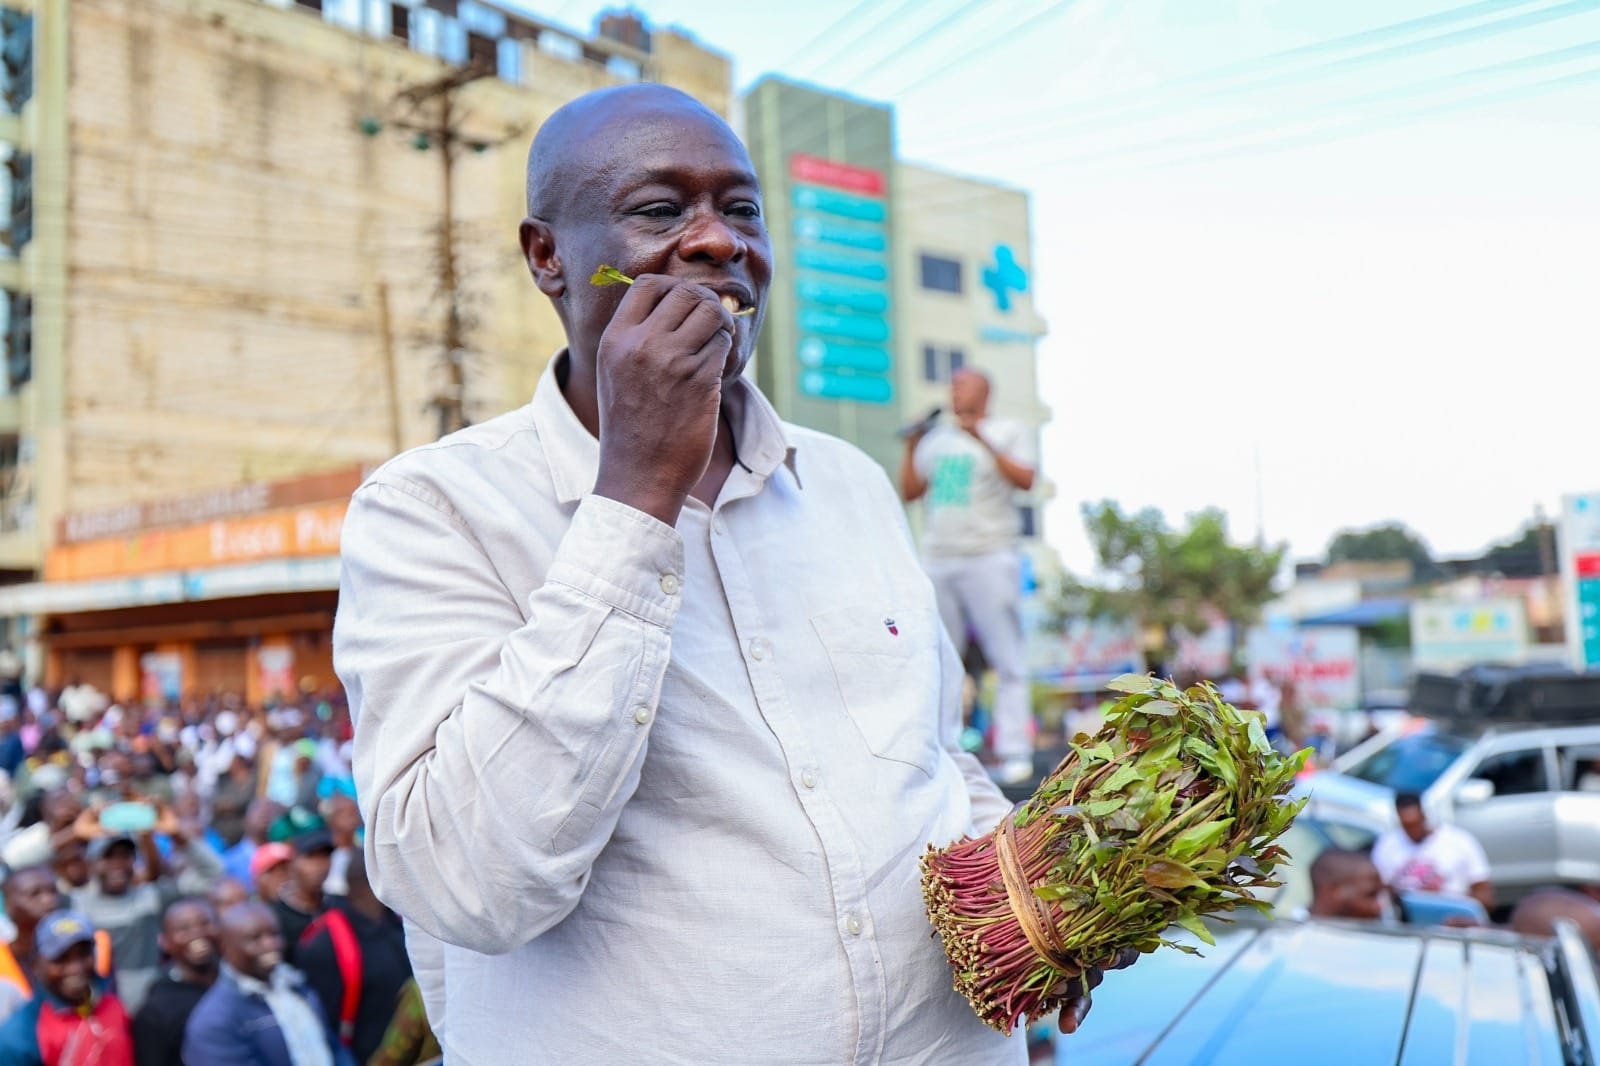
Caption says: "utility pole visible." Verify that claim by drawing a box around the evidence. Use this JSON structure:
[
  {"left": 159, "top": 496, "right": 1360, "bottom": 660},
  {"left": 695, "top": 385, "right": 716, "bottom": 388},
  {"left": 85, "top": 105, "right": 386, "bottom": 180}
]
[{"left": 383, "top": 60, "right": 518, "bottom": 438}]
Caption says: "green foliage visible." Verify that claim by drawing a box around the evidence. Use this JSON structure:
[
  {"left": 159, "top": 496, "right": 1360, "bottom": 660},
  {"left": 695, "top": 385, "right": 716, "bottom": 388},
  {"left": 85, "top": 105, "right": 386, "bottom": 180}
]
[
  {"left": 589, "top": 264, "right": 754, "bottom": 314},
  {"left": 1326, "top": 522, "right": 1438, "bottom": 580},
  {"left": 922, "top": 676, "right": 1308, "bottom": 1034},
  {"left": 1062, "top": 501, "right": 1285, "bottom": 650}
]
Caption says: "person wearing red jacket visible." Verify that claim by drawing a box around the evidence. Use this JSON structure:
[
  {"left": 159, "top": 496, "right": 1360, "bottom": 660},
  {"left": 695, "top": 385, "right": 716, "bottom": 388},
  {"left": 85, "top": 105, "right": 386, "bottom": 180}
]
[{"left": 0, "top": 910, "right": 134, "bottom": 1066}]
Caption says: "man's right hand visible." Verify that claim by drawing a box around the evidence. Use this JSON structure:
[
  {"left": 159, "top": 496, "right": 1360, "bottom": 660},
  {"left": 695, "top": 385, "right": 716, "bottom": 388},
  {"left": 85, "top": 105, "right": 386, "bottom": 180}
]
[{"left": 591, "top": 274, "right": 735, "bottom": 527}]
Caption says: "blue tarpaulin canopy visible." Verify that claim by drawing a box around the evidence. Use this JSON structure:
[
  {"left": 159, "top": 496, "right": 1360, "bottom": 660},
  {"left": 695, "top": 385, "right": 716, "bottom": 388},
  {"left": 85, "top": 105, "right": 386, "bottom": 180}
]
[{"left": 1298, "top": 597, "right": 1411, "bottom": 627}]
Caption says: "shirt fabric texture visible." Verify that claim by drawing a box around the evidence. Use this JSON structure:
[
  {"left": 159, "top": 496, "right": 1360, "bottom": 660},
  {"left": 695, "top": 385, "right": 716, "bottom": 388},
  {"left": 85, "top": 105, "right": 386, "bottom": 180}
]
[
  {"left": 131, "top": 971, "right": 209, "bottom": 1066},
  {"left": 181, "top": 965, "right": 352, "bottom": 1066},
  {"left": 0, "top": 984, "right": 134, "bottom": 1066},
  {"left": 1371, "top": 825, "right": 1492, "bottom": 896},
  {"left": 297, "top": 899, "right": 412, "bottom": 1064},
  {"left": 72, "top": 842, "right": 223, "bottom": 1014},
  {"left": 912, "top": 418, "right": 1033, "bottom": 558},
  {"left": 333, "top": 355, "right": 1024, "bottom": 1065}
]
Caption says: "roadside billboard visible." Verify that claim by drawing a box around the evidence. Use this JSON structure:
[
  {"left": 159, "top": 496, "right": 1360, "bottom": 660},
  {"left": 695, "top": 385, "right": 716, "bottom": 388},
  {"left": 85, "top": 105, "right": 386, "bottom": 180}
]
[
  {"left": 1031, "top": 619, "right": 1146, "bottom": 690},
  {"left": 1410, "top": 598, "right": 1529, "bottom": 671},
  {"left": 1560, "top": 492, "right": 1600, "bottom": 671},
  {"left": 1246, "top": 626, "right": 1360, "bottom": 710}
]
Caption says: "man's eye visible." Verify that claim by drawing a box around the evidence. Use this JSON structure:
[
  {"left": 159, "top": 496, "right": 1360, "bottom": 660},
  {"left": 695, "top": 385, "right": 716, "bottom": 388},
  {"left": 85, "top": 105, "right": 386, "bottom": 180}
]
[
  {"left": 728, "top": 203, "right": 761, "bottom": 219},
  {"left": 637, "top": 204, "right": 679, "bottom": 218}
]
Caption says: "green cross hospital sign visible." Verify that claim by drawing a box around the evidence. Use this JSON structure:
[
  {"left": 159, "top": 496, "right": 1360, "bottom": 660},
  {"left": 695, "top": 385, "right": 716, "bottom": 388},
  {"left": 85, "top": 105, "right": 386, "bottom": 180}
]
[{"left": 982, "top": 244, "right": 1027, "bottom": 312}]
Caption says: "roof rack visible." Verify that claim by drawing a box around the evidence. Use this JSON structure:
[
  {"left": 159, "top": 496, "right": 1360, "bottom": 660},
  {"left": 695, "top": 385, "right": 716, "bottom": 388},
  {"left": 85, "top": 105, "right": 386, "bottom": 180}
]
[{"left": 1409, "top": 665, "right": 1600, "bottom": 726}]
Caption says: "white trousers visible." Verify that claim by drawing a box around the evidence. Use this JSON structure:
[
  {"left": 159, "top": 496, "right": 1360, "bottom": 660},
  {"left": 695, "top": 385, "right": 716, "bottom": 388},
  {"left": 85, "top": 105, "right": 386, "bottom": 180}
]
[{"left": 923, "top": 550, "right": 1032, "bottom": 761}]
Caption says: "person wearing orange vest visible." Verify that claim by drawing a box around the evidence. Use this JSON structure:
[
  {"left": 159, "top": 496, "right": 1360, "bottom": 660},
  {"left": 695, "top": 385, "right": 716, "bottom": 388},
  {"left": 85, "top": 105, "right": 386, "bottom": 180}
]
[{"left": 0, "top": 866, "right": 62, "bottom": 1021}]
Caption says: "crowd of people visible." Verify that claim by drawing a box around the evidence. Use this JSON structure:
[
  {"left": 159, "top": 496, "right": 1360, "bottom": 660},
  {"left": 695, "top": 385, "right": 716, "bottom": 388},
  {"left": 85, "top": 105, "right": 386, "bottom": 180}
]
[{"left": 0, "top": 680, "right": 438, "bottom": 1066}]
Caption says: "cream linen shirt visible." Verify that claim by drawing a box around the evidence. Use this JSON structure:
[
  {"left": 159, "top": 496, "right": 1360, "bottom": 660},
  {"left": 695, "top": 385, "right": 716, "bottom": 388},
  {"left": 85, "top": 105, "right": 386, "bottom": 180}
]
[{"left": 333, "top": 354, "right": 1024, "bottom": 1065}]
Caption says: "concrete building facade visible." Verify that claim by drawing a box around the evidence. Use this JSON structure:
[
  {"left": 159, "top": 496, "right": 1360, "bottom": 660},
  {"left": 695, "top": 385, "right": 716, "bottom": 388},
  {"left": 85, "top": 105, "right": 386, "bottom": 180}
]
[
  {"left": 0, "top": 0, "right": 731, "bottom": 697},
  {"left": 891, "top": 161, "right": 1052, "bottom": 559}
]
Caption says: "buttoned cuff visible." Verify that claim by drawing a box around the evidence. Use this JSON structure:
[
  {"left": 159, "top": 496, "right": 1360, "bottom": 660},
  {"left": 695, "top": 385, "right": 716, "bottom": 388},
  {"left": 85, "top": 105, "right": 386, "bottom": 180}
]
[{"left": 544, "top": 495, "right": 686, "bottom": 629}]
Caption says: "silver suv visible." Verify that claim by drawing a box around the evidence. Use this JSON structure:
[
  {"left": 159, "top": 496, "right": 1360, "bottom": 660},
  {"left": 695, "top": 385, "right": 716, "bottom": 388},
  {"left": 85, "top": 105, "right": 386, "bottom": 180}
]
[{"left": 1305, "top": 722, "right": 1600, "bottom": 896}]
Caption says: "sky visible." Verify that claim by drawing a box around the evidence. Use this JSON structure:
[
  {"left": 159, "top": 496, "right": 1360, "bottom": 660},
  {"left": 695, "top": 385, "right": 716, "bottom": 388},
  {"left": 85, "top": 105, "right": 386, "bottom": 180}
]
[{"left": 511, "top": 0, "right": 1600, "bottom": 574}]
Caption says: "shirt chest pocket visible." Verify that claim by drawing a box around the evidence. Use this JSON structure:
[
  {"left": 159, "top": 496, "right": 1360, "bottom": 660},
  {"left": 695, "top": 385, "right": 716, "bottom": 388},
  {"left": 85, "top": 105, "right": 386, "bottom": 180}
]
[{"left": 811, "top": 605, "right": 942, "bottom": 777}]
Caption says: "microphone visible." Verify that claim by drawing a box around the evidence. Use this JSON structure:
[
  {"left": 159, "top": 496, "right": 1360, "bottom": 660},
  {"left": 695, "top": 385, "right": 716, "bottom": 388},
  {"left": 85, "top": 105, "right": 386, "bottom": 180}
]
[{"left": 898, "top": 407, "right": 942, "bottom": 439}]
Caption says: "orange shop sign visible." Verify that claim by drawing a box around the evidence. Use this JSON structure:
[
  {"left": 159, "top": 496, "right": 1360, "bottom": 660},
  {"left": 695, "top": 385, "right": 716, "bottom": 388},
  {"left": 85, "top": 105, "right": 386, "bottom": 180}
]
[{"left": 45, "top": 500, "right": 347, "bottom": 581}]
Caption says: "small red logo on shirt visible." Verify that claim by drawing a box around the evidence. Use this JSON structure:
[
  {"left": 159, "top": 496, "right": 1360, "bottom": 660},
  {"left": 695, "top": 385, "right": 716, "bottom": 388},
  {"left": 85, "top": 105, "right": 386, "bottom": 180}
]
[{"left": 884, "top": 617, "right": 899, "bottom": 636}]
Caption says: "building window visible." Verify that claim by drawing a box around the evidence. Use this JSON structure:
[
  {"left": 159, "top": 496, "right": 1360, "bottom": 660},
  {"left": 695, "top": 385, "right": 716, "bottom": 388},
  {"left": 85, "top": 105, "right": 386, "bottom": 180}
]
[
  {"left": 390, "top": 3, "right": 410, "bottom": 42},
  {"left": 4, "top": 290, "right": 31, "bottom": 393},
  {"left": 922, "top": 344, "right": 965, "bottom": 383},
  {"left": 919, "top": 253, "right": 962, "bottom": 294},
  {"left": 294, "top": 0, "right": 324, "bottom": 12},
  {"left": 0, "top": 9, "right": 32, "bottom": 114},
  {"left": 467, "top": 30, "right": 496, "bottom": 70},
  {"left": 1, "top": 149, "right": 32, "bottom": 255},
  {"left": 1018, "top": 505, "right": 1037, "bottom": 539}
]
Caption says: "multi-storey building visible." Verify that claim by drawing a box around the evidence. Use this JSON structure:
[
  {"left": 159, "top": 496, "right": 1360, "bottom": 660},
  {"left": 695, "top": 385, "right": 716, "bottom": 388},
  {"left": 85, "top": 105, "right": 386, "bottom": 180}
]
[
  {"left": 741, "top": 77, "right": 1053, "bottom": 571},
  {"left": 0, "top": 0, "right": 729, "bottom": 697}
]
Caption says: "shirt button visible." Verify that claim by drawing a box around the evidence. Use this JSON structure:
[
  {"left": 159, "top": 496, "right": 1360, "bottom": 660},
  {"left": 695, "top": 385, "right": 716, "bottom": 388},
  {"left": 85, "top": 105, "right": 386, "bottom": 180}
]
[
  {"left": 659, "top": 573, "right": 681, "bottom": 595},
  {"left": 749, "top": 638, "right": 768, "bottom": 661},
  {"left": 633, "top": 707, "right": 652, "bottom": 725},
  {"left": 800, "top": 770, "right": 817, "bottom": 789},
  {"left": 712, "top": 517, "right": 726, "bottom": 534},
  {"left": 846, "top": 916, "right": 863, "bottom": 936}
]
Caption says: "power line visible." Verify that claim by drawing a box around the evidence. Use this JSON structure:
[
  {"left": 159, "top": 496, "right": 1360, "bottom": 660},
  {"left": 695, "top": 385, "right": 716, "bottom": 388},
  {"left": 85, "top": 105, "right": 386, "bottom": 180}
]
[
  {"left": 934, "top": 0, "right": 1588, "bottom": 149},
  {"left": 1157, "top": 61, "right": 1600, "bottom": 173},
  {"left": 791, "top": 0, "right": 927, "bottom": 79},
  {"left": 872, "top": 0, "right": 1079, "bottom": 99},
  {"left": 765, "top": 0, "right": 886, "bottom": 76},
  {"left": 1024, "top": 40, "right": 1600, "bottom": 172},
  {"left": 829, "top": 0, "right": 994, "bottom": 87}
]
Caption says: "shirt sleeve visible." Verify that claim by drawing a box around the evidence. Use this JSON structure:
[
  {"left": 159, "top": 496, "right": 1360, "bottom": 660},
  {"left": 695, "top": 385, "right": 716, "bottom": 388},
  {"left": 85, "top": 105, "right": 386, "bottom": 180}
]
[
  {"left": 985, "top": 419, "right": 1036, "bottom": 468},
  {"left": 334, "top": 481, "right": 685, "bottom": 954},
  {"left": 1454, "top": 829, "right": 1492, "bottom": 885},
  {"left": 1370, "top": 831, "right": 1401, "bottom": 883}
]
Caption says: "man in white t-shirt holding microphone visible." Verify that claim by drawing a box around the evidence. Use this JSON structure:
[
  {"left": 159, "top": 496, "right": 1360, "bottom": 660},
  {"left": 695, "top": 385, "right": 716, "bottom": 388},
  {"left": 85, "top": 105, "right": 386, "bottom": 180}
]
[{"left": 900, "top": 367, "right": 1037, "bottom": 785}]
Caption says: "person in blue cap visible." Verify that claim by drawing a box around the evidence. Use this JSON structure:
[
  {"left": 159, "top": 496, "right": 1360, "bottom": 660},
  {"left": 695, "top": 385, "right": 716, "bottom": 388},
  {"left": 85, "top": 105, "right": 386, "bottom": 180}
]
[{"left": 0, "top": 909, "right": 134, "bottom": 1066}]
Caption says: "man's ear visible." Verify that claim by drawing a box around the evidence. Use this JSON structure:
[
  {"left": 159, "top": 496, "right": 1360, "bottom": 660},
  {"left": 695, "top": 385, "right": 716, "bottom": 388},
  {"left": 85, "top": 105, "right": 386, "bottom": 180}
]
[{"left": 520, "top": 218, "right": 565, "bottom": 299}]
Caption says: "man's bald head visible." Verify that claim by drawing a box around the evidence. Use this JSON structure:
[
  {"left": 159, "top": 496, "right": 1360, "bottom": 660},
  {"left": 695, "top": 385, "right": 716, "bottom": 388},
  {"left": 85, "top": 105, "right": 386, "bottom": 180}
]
[
  {"left": 525, "top": 84, "right": 729, "bottom": 221},
  {"left": 1510, "top": 888, "right": 1600, "bottom": 951},
  {"left": 1308, "top": 848, "right": 1385, "bottom": 920}
]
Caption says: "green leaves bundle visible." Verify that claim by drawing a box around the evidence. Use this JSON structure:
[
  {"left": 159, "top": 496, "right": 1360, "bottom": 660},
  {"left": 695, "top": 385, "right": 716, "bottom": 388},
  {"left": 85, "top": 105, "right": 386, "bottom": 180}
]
[{"left": 921, "top": 675, "right": 1308, "bottom": 1035}]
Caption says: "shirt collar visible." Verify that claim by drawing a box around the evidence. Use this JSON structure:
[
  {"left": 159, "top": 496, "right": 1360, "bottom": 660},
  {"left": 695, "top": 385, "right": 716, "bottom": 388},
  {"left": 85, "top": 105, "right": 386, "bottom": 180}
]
[{"left": 532, "top": 350, "right": 800, "bottom": 507}]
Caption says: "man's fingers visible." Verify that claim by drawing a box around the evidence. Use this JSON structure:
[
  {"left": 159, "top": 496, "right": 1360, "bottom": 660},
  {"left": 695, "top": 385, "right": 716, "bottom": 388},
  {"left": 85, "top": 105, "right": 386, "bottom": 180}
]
[
  {"left": 689, "top": 324, "right": 734, "bottom": 379},
  {"left": 673, "top": 288, "right": 737, "bottom": 351},
  {"left": 1107, "top": 947, "right": 1140, "bottom": 971},
  {"left": 605, "top": 272, "right": 676, "bottom": 329},
  {"left": 1057, "top": 992, "right": 1093, "bottom": 1034}
]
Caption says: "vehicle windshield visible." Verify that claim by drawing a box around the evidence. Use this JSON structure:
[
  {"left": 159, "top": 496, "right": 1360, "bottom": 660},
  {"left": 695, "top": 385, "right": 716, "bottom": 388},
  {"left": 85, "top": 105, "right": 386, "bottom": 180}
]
[{"left": 1347, "top": 733, "right": 1471, "bottom": 792}]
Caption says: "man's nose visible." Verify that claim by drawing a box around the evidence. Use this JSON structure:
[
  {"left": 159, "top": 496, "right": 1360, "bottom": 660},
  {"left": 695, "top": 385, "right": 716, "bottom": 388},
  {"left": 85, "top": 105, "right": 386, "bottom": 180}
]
[{"left": 678, "top": 210, "right": 744, "bottom": 263}]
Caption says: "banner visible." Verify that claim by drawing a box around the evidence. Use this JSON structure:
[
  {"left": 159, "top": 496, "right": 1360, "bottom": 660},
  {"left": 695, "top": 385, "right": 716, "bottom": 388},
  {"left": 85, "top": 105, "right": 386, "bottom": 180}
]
[
  {"left": 1245, "top": 626, "right": 1360, "bottom": 710},
  {"left": 140, "top": 652, "right": 184, "bottom": 705},
  {"left": 46, "top": 500, "right": 347, "bottom": 581},
  {"left": 1173, "top": 620, "right": 1233, "bottom": 680},
  {"left": 256, "top": 645, "right": 296, "bottom": 703},
  {"left": 1032, "top": 619, "right": 1146, "bottom": 690},
  {"left": 1410, "top": 599, "right": 1528, "bottom": 670}
]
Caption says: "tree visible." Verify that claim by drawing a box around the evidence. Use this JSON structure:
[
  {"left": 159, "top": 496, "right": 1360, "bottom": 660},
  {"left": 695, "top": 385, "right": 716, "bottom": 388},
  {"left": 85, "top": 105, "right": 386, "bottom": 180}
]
[
  {"left": 1062, "top": 500, "right": 1287, "bottom": 662},
  {"left": 1325, "top": 522, "right": 1438, "bottom": 580}
]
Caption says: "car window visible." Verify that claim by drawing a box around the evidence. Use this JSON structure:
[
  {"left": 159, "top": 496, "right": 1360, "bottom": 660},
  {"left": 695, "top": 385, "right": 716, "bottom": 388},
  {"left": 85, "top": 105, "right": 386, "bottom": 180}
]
[
  {"left": 1468, "top": 748, "right": 1549, "bottom": 796},
  {"left": 1347, "top": 733, "right": 1471, "bottom": 792},
  {"left": 1557, "top": 745, "right": 1600, "bottom": 793}
]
